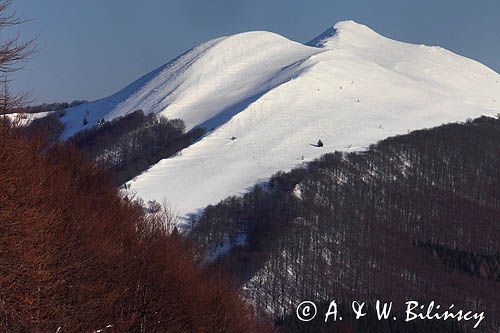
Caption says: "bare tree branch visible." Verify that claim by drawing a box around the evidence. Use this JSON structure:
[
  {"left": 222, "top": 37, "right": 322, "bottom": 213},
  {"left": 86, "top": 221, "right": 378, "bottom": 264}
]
[{"left": 0, "top": 0, "right": 35, "bottom": 118}]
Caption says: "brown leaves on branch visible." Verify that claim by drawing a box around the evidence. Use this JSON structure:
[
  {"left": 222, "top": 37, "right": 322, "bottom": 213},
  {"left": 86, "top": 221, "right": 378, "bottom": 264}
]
[{"left": 0, "top": 125, "right": 270, "bottom": 331}]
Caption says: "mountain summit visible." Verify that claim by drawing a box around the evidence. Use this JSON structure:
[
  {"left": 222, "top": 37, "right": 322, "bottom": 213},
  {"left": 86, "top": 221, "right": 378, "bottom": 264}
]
[{"left": 61, "top": 21, "right": 500, "bottom": 219}]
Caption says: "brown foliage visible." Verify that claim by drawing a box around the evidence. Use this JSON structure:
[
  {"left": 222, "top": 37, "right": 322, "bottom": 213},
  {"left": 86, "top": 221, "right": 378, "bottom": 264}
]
[{"left": 0, "top": 123, "right": 270, "bottom": 332}]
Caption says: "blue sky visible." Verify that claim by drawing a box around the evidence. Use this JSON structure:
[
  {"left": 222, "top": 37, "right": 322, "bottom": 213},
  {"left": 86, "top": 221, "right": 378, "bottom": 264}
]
[{"left": 10, "top": 0, "right": 500, "bottom": 103}]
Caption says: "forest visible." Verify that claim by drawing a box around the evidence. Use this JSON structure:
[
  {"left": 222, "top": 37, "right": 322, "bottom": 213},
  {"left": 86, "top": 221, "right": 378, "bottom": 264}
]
[
  {"left": 190, "top": 116, "right": 500, "bottom": 332},
  {"left": 69, "top": 110, "right": 205, "bottom": 184},
  {"left": 0, "top": 120, "right": 270, "bottom": 332}
]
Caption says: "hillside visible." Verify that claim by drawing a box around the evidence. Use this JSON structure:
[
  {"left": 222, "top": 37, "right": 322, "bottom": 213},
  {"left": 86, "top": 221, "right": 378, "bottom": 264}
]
[
  {"left": 191, "top": 115, "right": 500, "bottom": 332},
  {"left": 59, "top": 21, "right": 500, "bottom": 219}
]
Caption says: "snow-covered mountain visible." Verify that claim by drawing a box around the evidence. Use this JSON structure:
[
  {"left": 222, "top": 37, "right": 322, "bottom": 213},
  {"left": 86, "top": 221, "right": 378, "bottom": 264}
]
[{"left": 60, "top": 21, "right": 500, "bottom": 220}]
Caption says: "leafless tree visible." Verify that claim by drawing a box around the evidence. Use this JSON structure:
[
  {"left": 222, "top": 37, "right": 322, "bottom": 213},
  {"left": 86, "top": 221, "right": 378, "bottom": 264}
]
[{"left": 0, "top": 0, "right": 34, "bottom": 118}]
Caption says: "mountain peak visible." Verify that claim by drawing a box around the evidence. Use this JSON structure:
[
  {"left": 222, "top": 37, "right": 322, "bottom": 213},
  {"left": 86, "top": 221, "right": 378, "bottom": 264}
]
[
  {"left": 57, "top": 20, "right": 500, "bottom": 218},
  {"left": 308, "top": 20, "right": 383, "bottom": 48}
]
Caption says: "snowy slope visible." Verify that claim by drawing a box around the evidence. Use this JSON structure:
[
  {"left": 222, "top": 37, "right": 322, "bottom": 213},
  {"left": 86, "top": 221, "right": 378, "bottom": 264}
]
[
  {"left": 60, "top": 32, "right": 323, "bottom": 139},
  {"left": 66, "top": 21, "right": 500, "bottom": 220}
]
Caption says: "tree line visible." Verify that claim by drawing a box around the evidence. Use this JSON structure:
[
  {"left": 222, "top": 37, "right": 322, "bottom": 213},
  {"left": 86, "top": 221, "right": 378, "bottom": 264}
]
[{"left": 9, "top": 100, "right": 88, "bottom": 114}]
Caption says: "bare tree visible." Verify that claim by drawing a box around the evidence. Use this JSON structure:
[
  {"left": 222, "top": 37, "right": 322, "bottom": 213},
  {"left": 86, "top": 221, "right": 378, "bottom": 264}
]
[{"left": 0, "top": 0, "right": 34, "bottom": 118}]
